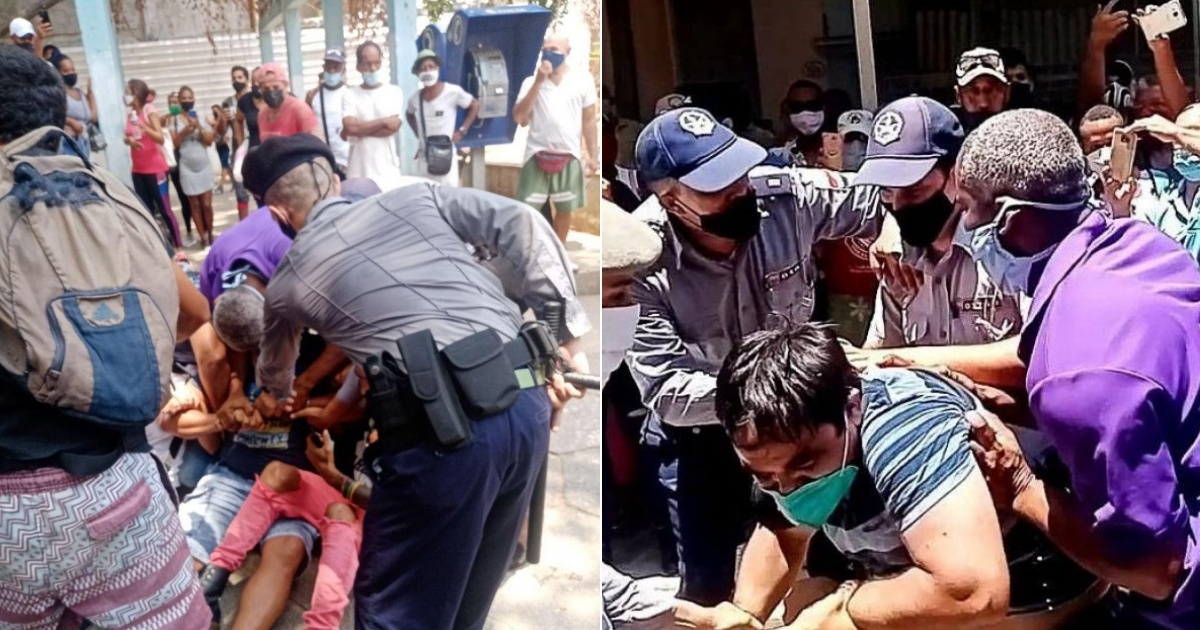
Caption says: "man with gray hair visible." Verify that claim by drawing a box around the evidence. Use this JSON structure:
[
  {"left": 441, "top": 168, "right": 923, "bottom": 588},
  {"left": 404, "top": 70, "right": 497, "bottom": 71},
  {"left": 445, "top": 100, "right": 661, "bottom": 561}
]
[
  {"left": 212, "top": 280, "right": 267, "bottom": 352},
  {"left": 954, "top": 109, "right": 1200, "bottom": 629},
  {"left": 235, "top": 133, "right": 589, "bottom": 629}
]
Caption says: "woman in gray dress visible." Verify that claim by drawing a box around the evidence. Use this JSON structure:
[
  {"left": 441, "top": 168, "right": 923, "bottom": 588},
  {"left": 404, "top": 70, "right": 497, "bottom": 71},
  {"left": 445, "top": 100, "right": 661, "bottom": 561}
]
[{"left": 168, "top": 86, "right": 216, "bottom": 247}]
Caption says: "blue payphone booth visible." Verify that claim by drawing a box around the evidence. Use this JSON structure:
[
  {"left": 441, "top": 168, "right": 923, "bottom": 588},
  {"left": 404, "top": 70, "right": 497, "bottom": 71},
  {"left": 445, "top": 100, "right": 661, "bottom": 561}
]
[{"left": 415, "top": 5, "right": 552, "bottom": 150}]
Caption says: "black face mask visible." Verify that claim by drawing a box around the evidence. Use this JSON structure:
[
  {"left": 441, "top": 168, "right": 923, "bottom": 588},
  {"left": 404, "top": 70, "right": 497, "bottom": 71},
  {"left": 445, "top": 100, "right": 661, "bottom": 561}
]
[
  {"left": 233, "top": 80, "right": 247, "bottom": 93},
  {"left": 17, "top": 42, "right": 33, "bottom": 53},
  {"left": 180, "top": 101, "right": 194, "bottom": 112},
  {"left": 678, "top": 191, "right": 762, "bottom": 242},
  {"left": 263, "top": 88, "right": 285, "bottom": 109},
  {"left": 957, "top": 109, "right": 995, "bottom": 134},
  {"left": 62, "top": 73, "right": 77, "bottom": 88},
  {"left": 251, "top": 86, "right": 262, "bottom": 100},
  {"left": 278, "top": 220, "right": 297, "bottom": 239},
  {"left": 891, "top": 192, "right": 955, "bottom": 248}
]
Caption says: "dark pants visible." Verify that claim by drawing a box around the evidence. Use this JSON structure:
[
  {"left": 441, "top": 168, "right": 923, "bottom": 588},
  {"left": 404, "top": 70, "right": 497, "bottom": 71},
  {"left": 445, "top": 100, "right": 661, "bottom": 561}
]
[
  {"left": 131, "top": 172, "right": 178, "bottom": 248},
  {"left": 643, "top": 419, "right": 753, "bottom": 606},
  {"left": 355, "top": 388, "right": 551, "bottom": 630},
  {"left": 169, "top": 165, "right": 192, "bottom": 234}
]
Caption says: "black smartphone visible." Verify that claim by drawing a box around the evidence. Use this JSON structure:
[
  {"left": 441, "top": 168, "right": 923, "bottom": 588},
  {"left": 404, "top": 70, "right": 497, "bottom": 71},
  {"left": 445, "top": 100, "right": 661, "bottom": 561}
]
[
  {"left": 38, "top": 10, "right": 50, "bottom": 25},
  {"left": 309, "top": 427, "right": 324, "bottom": 448}
]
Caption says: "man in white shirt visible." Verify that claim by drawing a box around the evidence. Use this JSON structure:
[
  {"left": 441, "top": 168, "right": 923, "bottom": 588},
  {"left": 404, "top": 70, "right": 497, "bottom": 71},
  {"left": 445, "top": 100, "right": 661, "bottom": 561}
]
[
  {"left": 307, "top": 48, "right": 350, "bottom": 173},
  {"left": 342, "top": 41, "right": 404, "bottom": 191},
  {"left": 513, "top": 33, "right": 599, "bottom": 244},
  {"left": 405, "top": 49, "right": 479, "bottom": 186}
]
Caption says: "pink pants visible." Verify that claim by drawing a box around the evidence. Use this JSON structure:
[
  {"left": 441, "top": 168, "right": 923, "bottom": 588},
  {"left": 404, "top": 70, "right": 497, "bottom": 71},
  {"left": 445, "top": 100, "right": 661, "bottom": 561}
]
[{"left": 209, "top": 469, "right": 362, "bottom": 630}]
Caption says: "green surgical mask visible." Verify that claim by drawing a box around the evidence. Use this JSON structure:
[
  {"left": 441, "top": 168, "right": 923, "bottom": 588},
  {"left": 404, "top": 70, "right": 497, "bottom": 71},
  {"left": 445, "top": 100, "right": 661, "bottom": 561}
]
[
  {"left": 764, "top": 429, "right": 857, "bottom": 529},
  {"left": 169, "top": 104, "right": 182, "bottom": 116}
]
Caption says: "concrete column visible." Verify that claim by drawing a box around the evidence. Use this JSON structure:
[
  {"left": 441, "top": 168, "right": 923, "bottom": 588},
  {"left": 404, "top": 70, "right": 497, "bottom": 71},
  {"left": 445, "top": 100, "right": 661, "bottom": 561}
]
[
  {"left": 77, "top": 0, "right": 130, "bottom": 187},
  {"left": 385, "top": 0, "right": 419, "bottom": 174},
  {"left": 851, "top": 0, "right": 878, "bottom": 110},
  {"left": 323, "top": 0, "right": 346, "bottom": 54},
  {"left": 285, "top": 7, "right": 304, "bottom": 96},
  {"left": 260, "top": 26, "right": 275, "bottom": 63}
]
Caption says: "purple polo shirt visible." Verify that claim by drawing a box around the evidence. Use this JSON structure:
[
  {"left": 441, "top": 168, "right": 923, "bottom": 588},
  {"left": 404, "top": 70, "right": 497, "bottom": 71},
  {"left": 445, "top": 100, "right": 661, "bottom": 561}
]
[
  {"left": 199, "top": 207, "right": 293, "bottom": 305},
  {"left": 1020, "top": 212, "right": 1200, "bottom": 628}
]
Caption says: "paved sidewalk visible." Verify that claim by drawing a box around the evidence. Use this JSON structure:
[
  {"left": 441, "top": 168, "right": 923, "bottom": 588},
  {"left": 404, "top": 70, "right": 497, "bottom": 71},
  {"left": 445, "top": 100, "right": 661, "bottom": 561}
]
[{"left": 186, "top": 187, "right": 601, "bottom": 628}]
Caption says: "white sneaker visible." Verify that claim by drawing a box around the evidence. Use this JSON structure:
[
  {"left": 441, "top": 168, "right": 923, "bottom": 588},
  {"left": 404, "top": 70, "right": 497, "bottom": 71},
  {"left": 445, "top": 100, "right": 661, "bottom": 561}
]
[{"left": 184, "top": 236, "right": 198, "bottom": 248}]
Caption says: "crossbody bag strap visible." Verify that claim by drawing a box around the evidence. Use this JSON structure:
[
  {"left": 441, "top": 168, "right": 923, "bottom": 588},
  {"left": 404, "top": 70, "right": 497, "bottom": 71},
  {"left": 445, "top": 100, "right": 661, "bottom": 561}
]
[
  {"left": 319, "top": 87, "right": 331, "bottom": 148},
  {"left": 419, "top": 92, "right": 428, "bottom": 145}
]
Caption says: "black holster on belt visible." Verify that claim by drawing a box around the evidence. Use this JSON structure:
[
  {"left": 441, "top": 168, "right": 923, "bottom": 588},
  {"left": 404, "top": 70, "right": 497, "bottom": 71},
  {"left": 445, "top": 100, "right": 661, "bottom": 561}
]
[
  {"left": 366, "top": 325, "right": 557, "bottom": 456},
  {"left": 399, "top": 329, "right": 475, "bottom": 451}
]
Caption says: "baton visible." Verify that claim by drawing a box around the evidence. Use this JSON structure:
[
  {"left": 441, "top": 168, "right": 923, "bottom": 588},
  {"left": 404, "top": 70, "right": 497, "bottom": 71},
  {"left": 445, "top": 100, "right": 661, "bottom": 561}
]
[
  {"left": 526, "top": 301, "right": 564, "bottom": 565},
  {"left": 562, "top": 371, "right": 602, "bottom": 390}
]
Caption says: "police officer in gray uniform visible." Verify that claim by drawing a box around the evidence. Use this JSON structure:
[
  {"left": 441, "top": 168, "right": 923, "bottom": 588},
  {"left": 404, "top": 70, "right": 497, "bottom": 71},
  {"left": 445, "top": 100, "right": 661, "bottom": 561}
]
[
  {"left": 854, "top": 96, "right": 1027, "bottom": 350},
  {"left": 230, "top": 134, "right": 589, "bottom": 630},
  {"left": 629, "top": 107, "right": 883, "bottom": 607}
]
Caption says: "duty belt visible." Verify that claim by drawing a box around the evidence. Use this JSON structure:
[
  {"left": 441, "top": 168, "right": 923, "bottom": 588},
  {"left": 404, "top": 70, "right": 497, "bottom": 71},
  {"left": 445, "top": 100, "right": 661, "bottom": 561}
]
[{"left": 365, "top": 323, "right": 557, "bottom": 458}]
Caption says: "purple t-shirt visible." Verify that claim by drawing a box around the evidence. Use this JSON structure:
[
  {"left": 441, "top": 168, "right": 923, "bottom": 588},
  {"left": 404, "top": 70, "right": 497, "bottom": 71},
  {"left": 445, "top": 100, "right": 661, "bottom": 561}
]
[
  {"left": 1020, "top": 212, "right": 1200, "bottom": 628},
  {"left": 200, "top": 207, "right": 293, "bottom": 304}
]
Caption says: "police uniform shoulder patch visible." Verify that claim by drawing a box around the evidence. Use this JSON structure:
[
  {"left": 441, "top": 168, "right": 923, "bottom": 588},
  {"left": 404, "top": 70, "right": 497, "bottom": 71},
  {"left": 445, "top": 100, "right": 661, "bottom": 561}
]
[
  {"left": 873, "top": 111, "right": 904, "bottom": 146},
  {"left": 678, "top": 110, "right": 716, "bottom": 137},
  {"left": 749, "top": 168, "right": 795, "bottom": 199}
]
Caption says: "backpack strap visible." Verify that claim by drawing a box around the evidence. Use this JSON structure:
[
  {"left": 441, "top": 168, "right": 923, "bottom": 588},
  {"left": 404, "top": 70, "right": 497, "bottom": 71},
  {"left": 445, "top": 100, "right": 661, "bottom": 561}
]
[{"left": 1, "top": 126, "right": 91, "bottom": 170}]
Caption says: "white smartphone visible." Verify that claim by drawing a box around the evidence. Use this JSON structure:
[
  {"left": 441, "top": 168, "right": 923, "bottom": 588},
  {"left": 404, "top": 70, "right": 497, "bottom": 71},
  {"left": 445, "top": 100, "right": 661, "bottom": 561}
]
[{"left": 1140, "top": 0, "right": 1188, "bottom": 40}]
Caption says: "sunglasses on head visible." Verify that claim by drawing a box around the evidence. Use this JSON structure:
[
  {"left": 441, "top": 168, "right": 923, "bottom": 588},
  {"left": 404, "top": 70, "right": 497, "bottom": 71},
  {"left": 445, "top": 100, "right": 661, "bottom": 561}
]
[
  {"left": 786, "top": 100, "right": 823, "bottom": 114},
  {"left": 956, "top": 53, "right": 1002, "bottom": 78}
]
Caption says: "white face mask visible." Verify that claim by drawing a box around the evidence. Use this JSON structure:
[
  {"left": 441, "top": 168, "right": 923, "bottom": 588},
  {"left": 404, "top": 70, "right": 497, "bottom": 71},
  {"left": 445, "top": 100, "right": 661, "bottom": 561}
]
[
  {"left": 418, "top": 71, "right": 438, "bottom": 88},
  {"left": 790, "top": 111, "right": 824, "bottom": 135},
  {"left": 124, "top": 94, "right": 134, "bottom": 106},
  {"left": 968, "top": 197, "right": 1088, "bottom": 294},
  {"left": 601, "top": 305, "right": 640, "bottom": 387}
]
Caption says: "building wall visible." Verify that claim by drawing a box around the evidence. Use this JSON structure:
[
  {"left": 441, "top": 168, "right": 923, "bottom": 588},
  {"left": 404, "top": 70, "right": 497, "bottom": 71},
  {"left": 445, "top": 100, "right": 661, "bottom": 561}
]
[
  {"left": 627, "top": 0, "right": 677, "bottom": 119},
  {"left": 750, "top": 0, "right": 825, "bottom": 125},
  {"left": 41, "top": 0, "right": 254, "bottom": 45}
]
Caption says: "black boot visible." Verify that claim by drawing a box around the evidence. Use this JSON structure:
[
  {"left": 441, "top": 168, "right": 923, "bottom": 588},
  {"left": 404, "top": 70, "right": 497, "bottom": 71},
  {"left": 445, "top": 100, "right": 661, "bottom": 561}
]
[{"left": 197, "top": 565, "right": 230, "bottom": 624}]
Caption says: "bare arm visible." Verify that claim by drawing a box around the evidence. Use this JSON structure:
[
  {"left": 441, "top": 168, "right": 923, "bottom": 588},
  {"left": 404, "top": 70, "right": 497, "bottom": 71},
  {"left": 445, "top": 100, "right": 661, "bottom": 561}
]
[
  {"left": 175, "top": 265, "right": 210, "bottom": 342},
  {"left": 582, "top": 103, "right": 599, "bottom": 167},
  {"left": 86, "top": 84, "right": 98, "bottom": 123},
  {"left": 168, "top": 118, "right": 187, "bottom": 148},
  {"left": 143, "top": 111, "right": 165, "bottom": 144},
  {"left": 866, "top": 336, "right": 1024, "bottom": 389},
  {"left": 158, "top": 409, "right": 222, "bottom": 438},
  {"left": 461, "top": 98, "right": 480, "bottom": 130},
  {"left": 1148, "top": 37, "right": 1188, "bottom": 118},
  {"left": 513, "top": 73, "right": 546, "bottom": 127},
  {"left": 198, "top": 120, "right": 214, "bottom": 146},
  {"left": 842, "top": 468, "right": 1009, "bottom": 629},
  {"left": 343, "top": 116, "right": 394, "bottom": 138},
  {"left": 1077, "top": 6, "right": 1130, "bottom": 120},
  {"left": 234, "top": 108, "right": 245, "bottom": 147},
  {"left": 733, "top": 524, "right": 811, "bottom": 621},
  {"left": 189, "top": 323, "right": 231, "bottom": 408}
]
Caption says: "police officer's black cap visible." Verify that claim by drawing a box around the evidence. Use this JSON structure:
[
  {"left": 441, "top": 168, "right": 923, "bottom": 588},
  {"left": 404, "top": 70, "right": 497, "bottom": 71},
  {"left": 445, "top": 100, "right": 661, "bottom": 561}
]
[{"left": 242, "top": 134, "right": 338, "bottom": 201}]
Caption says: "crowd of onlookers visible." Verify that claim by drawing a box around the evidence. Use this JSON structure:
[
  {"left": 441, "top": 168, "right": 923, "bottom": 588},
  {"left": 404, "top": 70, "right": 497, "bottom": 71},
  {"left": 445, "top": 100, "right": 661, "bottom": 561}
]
[
  {"left": 3, "top": 15, "right": 599, "bottom": 629},
  {"left": 601, "top": 3, "right": 1200, "bottom": 629}
]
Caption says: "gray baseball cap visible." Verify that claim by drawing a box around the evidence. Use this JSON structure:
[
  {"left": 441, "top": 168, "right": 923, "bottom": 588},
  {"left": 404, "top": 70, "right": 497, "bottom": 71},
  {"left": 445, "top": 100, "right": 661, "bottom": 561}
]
[{"left": 854, "top": 96, "right": 965, "bottom": 188}]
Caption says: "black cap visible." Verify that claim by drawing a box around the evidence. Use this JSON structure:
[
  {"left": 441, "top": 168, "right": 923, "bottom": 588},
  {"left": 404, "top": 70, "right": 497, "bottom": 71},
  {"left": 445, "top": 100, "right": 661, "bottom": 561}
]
[{"left": 242, "top": 134, "right": 338, "bottom": 201}]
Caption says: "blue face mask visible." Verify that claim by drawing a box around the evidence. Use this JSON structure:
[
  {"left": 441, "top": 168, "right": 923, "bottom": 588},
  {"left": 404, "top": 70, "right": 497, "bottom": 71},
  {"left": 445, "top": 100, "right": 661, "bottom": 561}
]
[
  {"left": 763, "top": 429, "right": 857, "bottom": 529},
  {"left": 1174, "top": 149, "right": 1200, "bottom": 182},
  {"left": 968, "top": 197, "right": 1086, "bottom": 295},
  {"left": 362, "top": 71, "right": 380, "bottom": 87},
  {"left": 542, "top": 49, "right": 566, "bottom": 70},
  {"left": 324, "top": 72, "right": 343, "bottom": 87}
]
